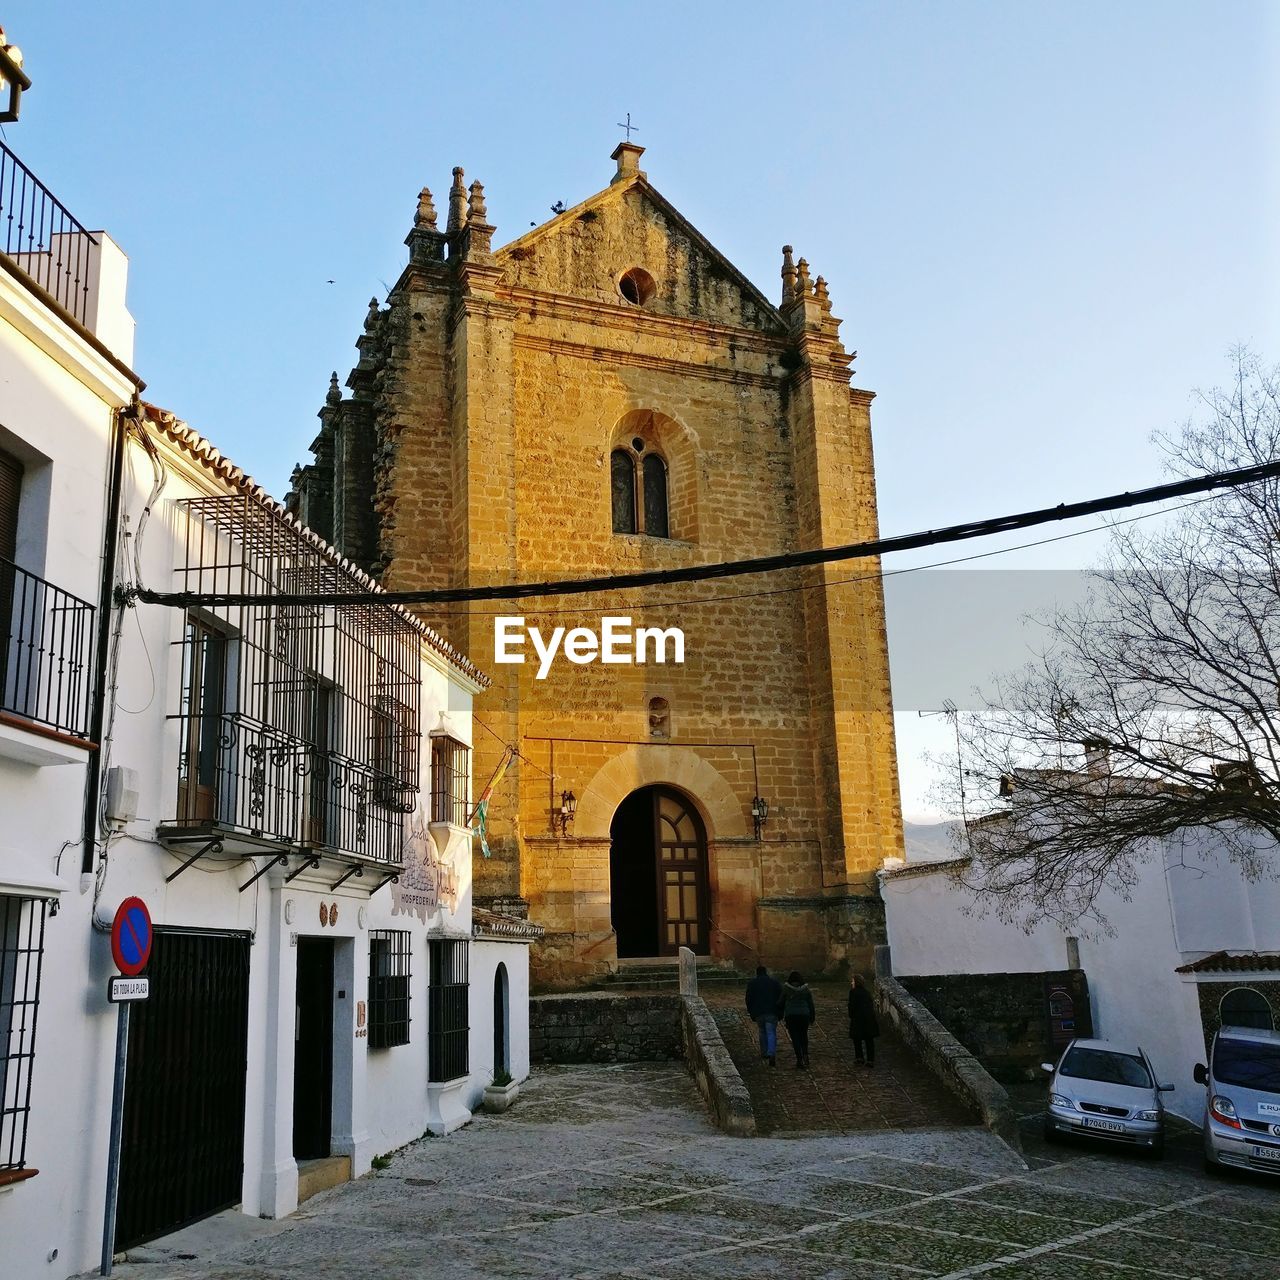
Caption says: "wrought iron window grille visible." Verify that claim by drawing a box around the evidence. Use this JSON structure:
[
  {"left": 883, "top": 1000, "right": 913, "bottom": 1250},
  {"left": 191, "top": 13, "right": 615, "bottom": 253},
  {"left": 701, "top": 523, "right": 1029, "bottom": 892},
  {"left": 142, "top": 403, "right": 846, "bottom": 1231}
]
[
  {"left": 429, "top": 735, "right": 470, "bottom": 827},
  {"left": 427, "top": 939, "right": 469, "bottom": 1082},
  {"left": 164, "top": 495, "right": 421, "bottom": 865},
  {"left": 368, "top": 929, "right": 412, "bottom": 1049},
  {"left": 0, "top": 894, "right": 47, "bottom": 1173}
]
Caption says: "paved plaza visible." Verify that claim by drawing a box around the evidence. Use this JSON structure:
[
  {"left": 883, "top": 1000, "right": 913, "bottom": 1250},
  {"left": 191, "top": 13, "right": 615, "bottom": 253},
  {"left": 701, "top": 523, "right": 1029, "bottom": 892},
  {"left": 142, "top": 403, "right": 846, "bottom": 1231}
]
[{"left": 98, "top": 1060, "right": 1278, "bottom": 1280}]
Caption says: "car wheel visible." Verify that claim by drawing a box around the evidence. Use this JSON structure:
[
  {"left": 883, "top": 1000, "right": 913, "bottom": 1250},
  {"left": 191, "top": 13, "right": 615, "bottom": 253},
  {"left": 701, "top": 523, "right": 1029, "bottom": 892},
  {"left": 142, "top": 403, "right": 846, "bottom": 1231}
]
[
  {"left": 1149, "top": 1131, "right": 1165, "bottom": 1160},
  {"left": 1202, "top": 1152, "right": 1222, "bottom": 1176},
  {"left": 1042, "top": 1115, "right": 1060, "bottom": 1144}
]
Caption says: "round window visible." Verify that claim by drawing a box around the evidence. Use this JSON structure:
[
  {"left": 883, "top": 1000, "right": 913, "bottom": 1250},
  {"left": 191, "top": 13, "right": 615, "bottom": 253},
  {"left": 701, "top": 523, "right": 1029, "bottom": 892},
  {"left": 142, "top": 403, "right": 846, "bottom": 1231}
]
[{"left": 619, "top": 267, "right": 655, "bottom": 306}]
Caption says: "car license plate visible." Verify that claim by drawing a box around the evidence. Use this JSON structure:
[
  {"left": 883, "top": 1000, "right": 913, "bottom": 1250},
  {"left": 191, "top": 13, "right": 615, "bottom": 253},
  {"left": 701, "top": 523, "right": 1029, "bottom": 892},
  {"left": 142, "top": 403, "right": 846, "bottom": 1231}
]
[
  {"left": 1251, "top": 1145, "right": 1280, "bottom": 1164},
  {"left": 1082, "top": 1117, "right": 1124, "bottom": 1133}
]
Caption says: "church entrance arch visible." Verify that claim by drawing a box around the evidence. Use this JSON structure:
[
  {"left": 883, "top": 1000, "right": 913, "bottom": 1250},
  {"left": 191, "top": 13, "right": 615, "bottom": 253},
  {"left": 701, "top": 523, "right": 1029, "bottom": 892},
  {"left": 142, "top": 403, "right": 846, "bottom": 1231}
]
[{"left": 610, "top": 786, "right": 709, "bottom": 957}]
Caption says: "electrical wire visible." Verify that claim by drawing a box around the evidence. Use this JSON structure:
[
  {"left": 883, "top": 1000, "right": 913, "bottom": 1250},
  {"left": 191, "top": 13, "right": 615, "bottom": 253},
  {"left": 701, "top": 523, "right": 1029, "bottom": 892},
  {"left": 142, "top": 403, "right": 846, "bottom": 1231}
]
[
  {"left": 411, "top": 488, "right": 1226, "bottom": 620},
  {"left": 131, "top": 458, "right": 1280, "bottom": 611}
]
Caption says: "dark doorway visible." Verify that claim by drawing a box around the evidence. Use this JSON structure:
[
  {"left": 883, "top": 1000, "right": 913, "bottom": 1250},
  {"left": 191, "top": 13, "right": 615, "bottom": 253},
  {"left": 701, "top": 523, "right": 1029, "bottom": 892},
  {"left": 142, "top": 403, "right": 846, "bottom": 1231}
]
[
  {"left": 493, "top": 962, "right": 509, "bottom": 1075},
  {"left": 116, "top": 929, "right": 250, "bottom": 1252},
  {"left": 609, "top": 786, "right": 709, "bottom": 957},
  {"left": 293, "top": 937, "right": 334, "bottom": 1160}
]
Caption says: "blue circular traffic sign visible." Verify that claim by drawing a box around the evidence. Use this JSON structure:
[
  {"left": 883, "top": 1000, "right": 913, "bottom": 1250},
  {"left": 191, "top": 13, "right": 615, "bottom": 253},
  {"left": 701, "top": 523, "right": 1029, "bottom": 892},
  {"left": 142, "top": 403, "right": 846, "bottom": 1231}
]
[{"left": 111, "top": 896, "right": 152, "bottom": 976}]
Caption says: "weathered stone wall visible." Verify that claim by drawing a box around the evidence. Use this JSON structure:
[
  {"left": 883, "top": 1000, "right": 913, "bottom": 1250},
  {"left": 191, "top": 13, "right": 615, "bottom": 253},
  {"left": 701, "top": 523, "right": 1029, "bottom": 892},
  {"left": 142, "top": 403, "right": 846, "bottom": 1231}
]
[
  {"left": 679, "top": 994, "right": 755, "bottom": 1136},
  {"left": 873, "top": 967, "right": 1022, "bottom": 1155},
  {"left": 292, "top": 151, "right": 907, "bottom": 986},
  {"left": 529, "top": 992, "right": 682, "bottom": 1063},
  {"left": 898, "top": 969, "right": 1093, "bottom": 1081}
]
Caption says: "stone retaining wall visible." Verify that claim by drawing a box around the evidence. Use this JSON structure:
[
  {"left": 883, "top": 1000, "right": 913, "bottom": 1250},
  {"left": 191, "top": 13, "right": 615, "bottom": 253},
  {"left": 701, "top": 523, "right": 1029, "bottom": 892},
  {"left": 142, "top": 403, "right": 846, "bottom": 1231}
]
[
  {"left": 898, "top": 969, "right": 1092, "bottom": 1081},
  {"left": 529, "top": 992, "right": 683, "bottom": 1064},
  {"left": 873, "top": 950, "right": 1023, "bottom": 1156},
  {"left": 679, "top": 994, "right": 756, "bottom": 1137}
]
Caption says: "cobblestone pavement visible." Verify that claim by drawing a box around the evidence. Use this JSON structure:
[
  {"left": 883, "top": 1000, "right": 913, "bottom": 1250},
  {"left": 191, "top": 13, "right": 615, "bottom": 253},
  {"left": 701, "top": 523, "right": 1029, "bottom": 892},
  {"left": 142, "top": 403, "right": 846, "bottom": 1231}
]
[
  {"left": 703, "top": 981, "right": 978, "bottom": 1134},
  {"left": 100, "top": 1062, "right": 1278, "bottom": 1280}
]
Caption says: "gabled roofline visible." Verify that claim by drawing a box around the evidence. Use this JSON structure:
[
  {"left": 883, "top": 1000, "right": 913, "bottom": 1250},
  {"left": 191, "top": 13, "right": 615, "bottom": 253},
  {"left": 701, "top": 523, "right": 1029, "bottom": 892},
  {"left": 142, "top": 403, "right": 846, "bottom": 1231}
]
[{"left": 495, "top": 173, "right": 785, "bottom": 330}]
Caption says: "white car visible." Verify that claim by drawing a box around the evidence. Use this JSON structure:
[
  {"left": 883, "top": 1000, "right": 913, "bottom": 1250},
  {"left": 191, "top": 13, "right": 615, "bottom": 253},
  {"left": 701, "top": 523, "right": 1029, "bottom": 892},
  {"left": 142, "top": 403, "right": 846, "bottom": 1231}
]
[
  {"left": 1195, "top": 1026, "right": 1280, "bottom": 1177},
  {"left": 1041, "top": 1037, "right": 1172, "bottom": 1156}
]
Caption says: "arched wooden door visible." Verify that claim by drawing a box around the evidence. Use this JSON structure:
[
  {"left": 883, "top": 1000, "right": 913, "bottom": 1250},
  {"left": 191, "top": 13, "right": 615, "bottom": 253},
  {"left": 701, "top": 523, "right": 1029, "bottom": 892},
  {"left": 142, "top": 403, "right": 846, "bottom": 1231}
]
[{"left": 611, "top": 785, "right": 710, "bottom": 957}]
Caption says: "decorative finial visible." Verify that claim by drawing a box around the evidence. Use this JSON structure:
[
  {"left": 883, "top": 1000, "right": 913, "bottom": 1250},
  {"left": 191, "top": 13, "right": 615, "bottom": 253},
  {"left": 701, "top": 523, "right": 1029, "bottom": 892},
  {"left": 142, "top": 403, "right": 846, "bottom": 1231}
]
[
  {"left": 364, "top": 297, "right": 380, "bottom": 331},
  {"left": 415, "top": 186, "right": 437, "bottom": 230},
  {"left": 326, "top": 371, "right": 341, "bottom": 406},
  {"left": 446, "top": 166, "right": 467, "bottom": 235},
  {"left": 796, "top": 257, "right": 812, "bottom": 294},
  {"left": 814, "top": 276, "right": 830, "bottom": 307},
  {"left": 781, "top": 245, "right": 797, "bottom": 303},
  {"left": 468, "top": 179, "right": 488, "bottom": 223}
]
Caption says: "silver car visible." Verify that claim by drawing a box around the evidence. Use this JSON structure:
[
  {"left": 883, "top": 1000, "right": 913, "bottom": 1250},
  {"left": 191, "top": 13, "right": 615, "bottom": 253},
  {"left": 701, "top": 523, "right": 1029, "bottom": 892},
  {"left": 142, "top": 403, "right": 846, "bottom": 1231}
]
[
  {"left": 1041, "top": 1037, "right": 1171, "bottom": 1155},
  {"left": 1196, "top": 1026, "right": 1280, "bottom": 1177}
]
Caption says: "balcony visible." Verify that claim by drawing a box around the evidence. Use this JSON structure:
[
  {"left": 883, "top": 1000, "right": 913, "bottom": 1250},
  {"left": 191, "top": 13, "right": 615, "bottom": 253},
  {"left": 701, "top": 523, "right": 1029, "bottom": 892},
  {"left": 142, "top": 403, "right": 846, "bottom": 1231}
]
[
  {"left": 0, "top": 139, "right": 96, "bottom": 327},
  {"left": 156, "top": 494, "right": 422, "bottom": 871},
  {"left": 0, "top": 139, "right": 135, "bottom": 363},
  {"left": 0, "top": 555, "right": 95, "bottom": 763}
]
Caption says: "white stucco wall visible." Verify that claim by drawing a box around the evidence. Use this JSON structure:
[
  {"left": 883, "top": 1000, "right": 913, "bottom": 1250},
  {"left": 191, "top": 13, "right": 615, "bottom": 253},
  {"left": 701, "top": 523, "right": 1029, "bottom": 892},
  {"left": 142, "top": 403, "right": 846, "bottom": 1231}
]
[{"left": 881, "top": 829, "right": 1280, "bottom": 1124}]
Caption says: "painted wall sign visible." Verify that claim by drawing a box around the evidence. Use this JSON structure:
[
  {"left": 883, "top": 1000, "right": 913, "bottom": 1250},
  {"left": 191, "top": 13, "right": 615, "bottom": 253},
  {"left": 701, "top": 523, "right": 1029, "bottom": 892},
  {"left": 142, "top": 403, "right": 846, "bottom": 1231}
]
[{"left": 391, "top": 801, "right": 458, "bottom": 923}]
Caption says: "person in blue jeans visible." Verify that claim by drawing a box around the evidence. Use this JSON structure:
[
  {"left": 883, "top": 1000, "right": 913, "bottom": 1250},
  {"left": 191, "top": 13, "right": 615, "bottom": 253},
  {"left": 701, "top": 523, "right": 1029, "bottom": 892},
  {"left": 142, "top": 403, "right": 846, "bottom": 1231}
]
[{"left": 744, "top": 964, "right": 783, "bottom": 1066}]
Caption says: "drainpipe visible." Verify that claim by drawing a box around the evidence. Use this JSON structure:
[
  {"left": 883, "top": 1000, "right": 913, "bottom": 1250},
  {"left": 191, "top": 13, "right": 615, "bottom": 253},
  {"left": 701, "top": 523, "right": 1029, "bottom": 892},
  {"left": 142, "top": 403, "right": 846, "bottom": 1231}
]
[{"left": 81, "top": 403, "right": 131, "bottom": 876}]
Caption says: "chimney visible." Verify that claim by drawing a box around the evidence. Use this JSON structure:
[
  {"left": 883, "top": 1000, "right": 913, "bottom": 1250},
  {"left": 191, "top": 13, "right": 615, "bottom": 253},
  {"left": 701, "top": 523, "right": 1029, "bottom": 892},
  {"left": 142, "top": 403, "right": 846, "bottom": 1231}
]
[{"left": 1082, "top": 739, "right": 1110, "bottom": 777}]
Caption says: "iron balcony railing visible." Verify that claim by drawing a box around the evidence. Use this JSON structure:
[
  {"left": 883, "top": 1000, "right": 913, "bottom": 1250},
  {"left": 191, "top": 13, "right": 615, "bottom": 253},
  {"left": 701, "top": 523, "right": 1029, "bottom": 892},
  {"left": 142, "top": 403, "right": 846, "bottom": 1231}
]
[
  {"left": 0, "top": 140, "right": 97, "bottom": 328},
  {"left": 169, "top": 714, "right": 407, "bottom": 865},
  {"left": 0, "top": 555, "right": 96, "bottom": 740}
]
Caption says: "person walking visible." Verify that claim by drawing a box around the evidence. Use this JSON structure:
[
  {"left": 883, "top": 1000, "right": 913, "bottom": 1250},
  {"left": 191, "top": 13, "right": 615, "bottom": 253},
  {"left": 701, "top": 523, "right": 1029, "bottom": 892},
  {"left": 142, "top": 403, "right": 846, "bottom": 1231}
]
[
  {"left": 847, "top": 973, "right": 880, "bottom": 1067},
  {"left": 744, "top": 964, "right": 783, "bottom": 1066},
  {"left": 780, "top": 971, "right": 816, "bottom": 1069}
]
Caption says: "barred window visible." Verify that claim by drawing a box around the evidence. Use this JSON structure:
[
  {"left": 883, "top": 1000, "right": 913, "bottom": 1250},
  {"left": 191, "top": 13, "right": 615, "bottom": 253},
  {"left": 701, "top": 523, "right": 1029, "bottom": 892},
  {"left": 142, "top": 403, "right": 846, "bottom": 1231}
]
[
  {"left": 428, "top": 940, "right": 469, "bottom": 1081},
  {"left": 430, "top": 736, "right": 470, "bottom": 827},
  {"left": 0, "top": 895, "right": 47, "bottom": 1174},
  {"left": 372, "top": 696, "right": 419, "bottom": 812},
  {"left": 368, "top": 930, "right": 411, "bottom": 1049}
]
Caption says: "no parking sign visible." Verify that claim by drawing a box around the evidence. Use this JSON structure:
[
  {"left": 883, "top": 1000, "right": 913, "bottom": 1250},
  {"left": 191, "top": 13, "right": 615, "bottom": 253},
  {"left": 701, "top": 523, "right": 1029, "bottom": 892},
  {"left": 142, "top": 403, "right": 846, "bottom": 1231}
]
[{"left": 110, "top": 896, "right": 152, "bottom": 977}]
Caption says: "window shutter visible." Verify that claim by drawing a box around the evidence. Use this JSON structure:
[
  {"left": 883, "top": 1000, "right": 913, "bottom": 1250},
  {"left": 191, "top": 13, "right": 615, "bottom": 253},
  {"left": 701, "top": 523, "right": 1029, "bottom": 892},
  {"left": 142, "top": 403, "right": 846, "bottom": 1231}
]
[{"left": 0, "top": 449, "right": 21, "bottom": 563}]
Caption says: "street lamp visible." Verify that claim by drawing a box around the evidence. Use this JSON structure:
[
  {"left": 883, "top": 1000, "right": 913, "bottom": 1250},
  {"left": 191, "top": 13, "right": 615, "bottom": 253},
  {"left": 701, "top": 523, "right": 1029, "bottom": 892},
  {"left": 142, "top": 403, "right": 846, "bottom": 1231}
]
[
  {"left": 751, "top": 795, "right": 769, "bottom": 840},
  {"left": 0, "top": 33, "right": 30, "bottom": 124},
  {"left": 554, "top": 790, "right": 576, "bottom": 836}
]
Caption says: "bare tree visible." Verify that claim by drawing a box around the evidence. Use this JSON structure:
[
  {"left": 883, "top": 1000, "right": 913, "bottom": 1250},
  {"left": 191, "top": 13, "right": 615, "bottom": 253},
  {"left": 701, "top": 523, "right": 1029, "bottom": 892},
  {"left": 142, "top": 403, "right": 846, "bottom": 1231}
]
[{"left": 940, "top": 349, "right": 1280, "bottom": 928}]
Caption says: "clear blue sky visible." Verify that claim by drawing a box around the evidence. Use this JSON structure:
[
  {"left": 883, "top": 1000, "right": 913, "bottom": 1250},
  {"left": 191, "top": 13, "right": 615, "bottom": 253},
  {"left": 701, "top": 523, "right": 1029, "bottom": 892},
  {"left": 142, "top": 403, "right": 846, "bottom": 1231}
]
[{"left": 6, "top": 3, "right": 1278, "bottom": 815}]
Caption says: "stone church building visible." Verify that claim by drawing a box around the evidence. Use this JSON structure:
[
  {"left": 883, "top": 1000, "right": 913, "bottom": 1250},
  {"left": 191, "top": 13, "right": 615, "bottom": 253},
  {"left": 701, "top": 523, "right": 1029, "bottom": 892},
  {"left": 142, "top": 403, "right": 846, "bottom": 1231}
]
[{"left": 289, "top": 142, "right": 905, "bottom": 987}]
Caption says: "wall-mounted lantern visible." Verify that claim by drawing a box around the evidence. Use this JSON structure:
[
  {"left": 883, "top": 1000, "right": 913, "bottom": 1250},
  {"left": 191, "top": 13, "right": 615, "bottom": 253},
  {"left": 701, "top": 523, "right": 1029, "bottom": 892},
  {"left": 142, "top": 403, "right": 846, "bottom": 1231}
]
[
  {"left": 554, "top": 790, "right": 577, "bottom": 837},
  {"left": 751, "top": 795, "right": 769, "bottom": 840},
  {"left": 0, "top": 34, "right": 30, "bottom": 124}
]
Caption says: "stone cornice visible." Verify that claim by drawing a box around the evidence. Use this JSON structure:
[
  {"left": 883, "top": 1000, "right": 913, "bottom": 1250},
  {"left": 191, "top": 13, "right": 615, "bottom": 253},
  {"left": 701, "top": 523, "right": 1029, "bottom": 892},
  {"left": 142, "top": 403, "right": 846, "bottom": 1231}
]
[
  {"left": 500, "top": 285, "right": 790, "bottom": 355},
  {"left": 512, "top": 332, "right": 782, "bottom": 389}
]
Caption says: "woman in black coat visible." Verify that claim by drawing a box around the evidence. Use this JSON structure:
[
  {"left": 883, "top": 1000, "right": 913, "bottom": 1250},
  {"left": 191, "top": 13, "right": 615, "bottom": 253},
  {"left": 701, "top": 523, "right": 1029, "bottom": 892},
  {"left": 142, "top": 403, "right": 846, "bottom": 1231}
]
[{"left": 847, "top": 973, "right": 880, "bottom": 1067}]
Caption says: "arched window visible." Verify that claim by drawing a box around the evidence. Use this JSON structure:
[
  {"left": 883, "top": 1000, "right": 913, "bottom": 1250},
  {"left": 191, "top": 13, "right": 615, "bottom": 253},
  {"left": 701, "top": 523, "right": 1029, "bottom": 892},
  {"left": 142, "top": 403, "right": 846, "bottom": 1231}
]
[
  {"left": 1219, "top": 986, "right": 1274, "bottom": 1031},
  {"left": 610, "top": 437, "right": 670, "bottom": 538},
  {"left": 610, "top": 450, "right": 636, "bottom": 534},
  {"left": 643, "top": 454, "right": 669, "bottom": 538}
]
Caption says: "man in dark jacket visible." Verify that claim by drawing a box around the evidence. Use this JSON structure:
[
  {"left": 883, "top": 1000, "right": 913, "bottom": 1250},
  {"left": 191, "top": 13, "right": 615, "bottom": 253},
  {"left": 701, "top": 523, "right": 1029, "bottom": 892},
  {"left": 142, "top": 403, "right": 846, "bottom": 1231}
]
[
  {"left": 744, "top": 965, "right": 783, "bottom": 1066},
  {"left": 847, "top": 973, "right": 880, "bottom": 1066}
]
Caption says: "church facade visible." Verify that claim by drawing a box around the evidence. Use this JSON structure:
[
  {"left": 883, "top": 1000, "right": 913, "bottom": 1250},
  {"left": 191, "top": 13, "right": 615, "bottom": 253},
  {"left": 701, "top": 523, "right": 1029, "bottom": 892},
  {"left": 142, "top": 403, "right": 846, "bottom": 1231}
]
[{"left": 289, "top": 143, "right": 905, "bottom": 987}]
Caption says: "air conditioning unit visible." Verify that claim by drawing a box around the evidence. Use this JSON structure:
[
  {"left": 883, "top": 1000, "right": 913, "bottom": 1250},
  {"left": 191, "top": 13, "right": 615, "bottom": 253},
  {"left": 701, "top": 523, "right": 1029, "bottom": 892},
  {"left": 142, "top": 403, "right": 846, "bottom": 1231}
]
[{"left": 105, "top": 765, "right": 140, "bottom": 826}]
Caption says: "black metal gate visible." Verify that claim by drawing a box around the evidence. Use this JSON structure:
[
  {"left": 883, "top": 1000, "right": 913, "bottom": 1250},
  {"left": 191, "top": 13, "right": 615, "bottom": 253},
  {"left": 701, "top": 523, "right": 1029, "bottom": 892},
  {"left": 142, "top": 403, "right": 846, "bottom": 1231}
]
[{"left": 116, "top": 929, "right": 251, "bottom": 1251}]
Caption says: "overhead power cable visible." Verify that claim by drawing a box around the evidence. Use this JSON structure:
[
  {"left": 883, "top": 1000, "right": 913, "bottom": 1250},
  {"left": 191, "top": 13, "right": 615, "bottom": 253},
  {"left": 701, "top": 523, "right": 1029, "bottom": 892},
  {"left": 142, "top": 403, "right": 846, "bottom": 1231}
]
[{"left": 131, "top": 460, "right": 1280, "bottom": 610}]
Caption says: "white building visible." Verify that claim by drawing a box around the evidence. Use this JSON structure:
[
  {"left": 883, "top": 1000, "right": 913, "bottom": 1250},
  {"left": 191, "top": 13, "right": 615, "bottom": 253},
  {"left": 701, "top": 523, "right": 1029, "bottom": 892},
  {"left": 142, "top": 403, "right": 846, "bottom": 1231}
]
[
  {"left": 0, "top": 127, "right": 535, "bottom": 1280},
  {"left": 882, "top": 791, "right": 1280, "bottom": 1124}
]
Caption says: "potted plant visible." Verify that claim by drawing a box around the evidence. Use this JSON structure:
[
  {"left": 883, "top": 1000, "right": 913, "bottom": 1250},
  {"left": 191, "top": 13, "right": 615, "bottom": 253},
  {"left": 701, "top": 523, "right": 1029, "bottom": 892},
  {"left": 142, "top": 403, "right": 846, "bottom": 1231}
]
[{"left": 482, "top": 1067, "right": 518, "bottom": 1114}]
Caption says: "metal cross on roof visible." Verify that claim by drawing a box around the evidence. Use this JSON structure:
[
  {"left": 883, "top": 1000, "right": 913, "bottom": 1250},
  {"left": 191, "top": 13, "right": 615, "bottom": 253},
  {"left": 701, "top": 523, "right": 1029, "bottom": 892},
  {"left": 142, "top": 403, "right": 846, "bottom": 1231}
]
[{"left": 617, "top": 112, "right": 638, "bottom": 141}]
